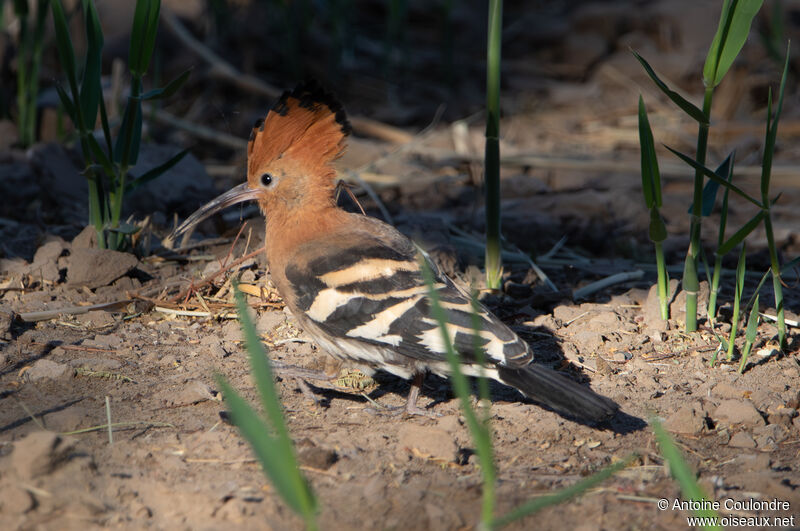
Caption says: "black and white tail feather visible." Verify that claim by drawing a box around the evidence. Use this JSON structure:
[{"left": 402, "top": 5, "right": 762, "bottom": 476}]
[{"left": 283, "top": 216, "right": 619, "bottom": 423}]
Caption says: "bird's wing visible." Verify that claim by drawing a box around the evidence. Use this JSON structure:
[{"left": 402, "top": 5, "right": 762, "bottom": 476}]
[{"left": 284, "top": 229, "right": 531, "bottom": 367}]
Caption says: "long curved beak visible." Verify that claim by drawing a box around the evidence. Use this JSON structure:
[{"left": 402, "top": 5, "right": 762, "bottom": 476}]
[{"left": 169, "top": 182, "right": 261, "bottom": 243}]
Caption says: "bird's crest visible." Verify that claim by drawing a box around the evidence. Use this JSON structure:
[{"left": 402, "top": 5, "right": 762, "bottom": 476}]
[{"left": 247, "top": 81, "right": 351, "bottom": 178}]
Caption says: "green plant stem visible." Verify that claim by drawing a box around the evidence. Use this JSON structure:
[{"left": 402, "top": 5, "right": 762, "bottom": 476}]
[
  {"left": 484, "top": 0, "right": 503, "bottom": 290},
  {"left": 655, "top": 241, "right": 668, "bottom": 320},
  {"left": 727, "top": 280, "right": 741, "bottom": 361},
  {"left": 763, "top": 216, "right": 786, "bottom": 348},
  {"left": 708, "top": 254, "right": 723, "bottom": 323},
  {"left": 684, "top": 86, "right": 714, "bottom": 332}
]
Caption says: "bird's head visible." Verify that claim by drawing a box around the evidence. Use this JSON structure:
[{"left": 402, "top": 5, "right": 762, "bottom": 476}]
[{"left": 170, "top": 82, "right": 351, "bottom": 242}]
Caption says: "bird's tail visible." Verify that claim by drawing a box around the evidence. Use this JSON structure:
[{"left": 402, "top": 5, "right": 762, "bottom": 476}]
[{"left": 496, "top": 364, "right": 618, "bottom": 423}]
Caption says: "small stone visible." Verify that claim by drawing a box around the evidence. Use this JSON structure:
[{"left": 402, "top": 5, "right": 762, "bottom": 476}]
[
  {"left": 169, "top": 380, "right": 215, "bottom": 406},
  {"left": 67, "top": 248, "right": 138, "bottom": 289},
  {"left": 71, "top": 225, "right": 98, "bottom": 249},
  {"left": 586, "top": 311, "right": 621, "bottom": 331},
  {"left": 714, "top": 399, "right": 766, "bottom": 427},
  {"left": 397, "top": 424, "right": 457, "bottom": 462},
  {"left": 664, "top": 404, "right": 705, "bottom": 435},
  {"left": 27, "top": 359, "right": 71, "bottom": 381},
  {"left": 295, "top": 438, "right": 338, "bottom": 470},
  {"left": 728, "top": 431, "right": 756, "bottom": 449},
  {"left": 32, "top": 237, "right": 68, "bottom": 265}
]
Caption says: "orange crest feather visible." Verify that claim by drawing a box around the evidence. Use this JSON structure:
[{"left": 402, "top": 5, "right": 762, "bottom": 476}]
[{"left": 247, "top": 82, "right": 351, "bottom": 179}]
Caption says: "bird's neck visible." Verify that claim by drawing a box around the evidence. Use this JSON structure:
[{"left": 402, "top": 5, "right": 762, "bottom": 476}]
[{"left": 264, "top": 201, "right": 346, "bottom": 267}]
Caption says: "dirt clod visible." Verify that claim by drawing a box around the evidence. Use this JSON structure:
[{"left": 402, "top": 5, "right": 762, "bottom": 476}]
[
  {"left": 663, "top": 403, "right": 705, "bottom": 435},
  {"left": 728, "top": 431, "right": 757, "bottom": 449},
  {"left": 26, "top": 359, "right": 71, "bottom": 381},
  {"left": 713, "top": 399, "right": 766, "bottom": 427},
  {"left": 67, "top": 248, "right": 139, "bottom": 288}
]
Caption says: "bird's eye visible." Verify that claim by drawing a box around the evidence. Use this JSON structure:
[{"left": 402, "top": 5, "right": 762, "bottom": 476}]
[{"left": 260, "top": 173, "right": 273, "bottom": 187}]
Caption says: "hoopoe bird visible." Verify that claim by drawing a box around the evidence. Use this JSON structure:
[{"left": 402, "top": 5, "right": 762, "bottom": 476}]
[{"left": 172, "top": 82, "right": 619, "bottom": 422}]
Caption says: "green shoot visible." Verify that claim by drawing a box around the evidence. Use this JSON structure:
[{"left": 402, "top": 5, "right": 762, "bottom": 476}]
[
  {"left": 484, "top": 0, "right": 503, "bottom": 290},
  {"left": 651, "top": 416, "right": 721, "bottom": 530},
  {"left": 493, "top": 455, "right": 636, "bottom": 529},
  {"left": 217, "top": 284, "right": 318, "bottom": 530},
  {"left": 638, "top": 96, "right": 669, "bottom": 320},
  {"left": 738, "top": 294, "right": 760, "bottom": 373},
  {"left": 635, "top": 0, "right": 764, "bottom": 333},
  {"left": 707, "top": 154, "right": 735, "bottom": 323},
  {"left": 726, "top": 244, "right": 746, "bottom": 362},
  {"left": 51, "top": 0, "right": 189, "bottom": 250},
  {"left": 13, "top": 0, "right": 50, "bottom": 147},
  {"left": 760, "top": 45, "right": 791, "bottom": 350}
]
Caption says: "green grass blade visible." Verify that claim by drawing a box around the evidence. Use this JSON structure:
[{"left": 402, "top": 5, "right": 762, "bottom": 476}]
[
  {"left": 97, "top": 90, "right": 114, "bottom": 159},
  {"left": 233, "top": 285, "right": 292, "bottom": 447},
  {"left": 650, "top": 417, "right": 721, "bottom": 529},
  {"left": 51, "top": 0, "right": 83, "bottom": 130},
  {"left": 86, "top": 134, "right": 114, "bottom": 176},
  {"left": 703, "top": 0, "right": 764, "bottom": 87},
  {"left": 114, "top": 100, "right": 140, "bottom": 166},
  {"left": 139, "top": 68, "right": 191, "bottom": 101},
  {"left": 79, "top": 0, "right": 104, "bottom": 130},
  {"left": 129, "top": 0, "right": 161, "bottom": 77},
  {"left": 469, "top": 291, "right": 491, "bottom": 418},
  {"left": 738, "top": 294, "right": 760, "bottom": 372},
  {"left": 717, "top": 210, "right": 766, "bottom": 256},
  {"left": 484, "top": 0, "right": 503, "bottom": 290},
  {"left": 762, "top": 45, "right": 790, "bottom": 196},
  {"left": 224, "top": 284, "right": 318, "bottom": 526},
  {"left": 631, "top": 51, "right": 708, "bottom": 124},
  {"left": 420, "top": 258, "right": 495, "bottom": 527},
  {"left": 494, "top": 455, "right": 636, "bottom": 529},
  {"left": 727, "top": 243, "right": 747, "bottom": 360},
  {"left": 125, "top": 149, "right": 189, "bottom": 193},
  {"left": 216, "top": 376, "right": 317, "bottom": 524},
  {"left": 55, "top": 84, "right": 76, "bottom": 123},
  {"left": 688, "top": 153, "right": 733, "bottom": 216},
  {"left": 638, "top": 95, "right": 660, "bottom": 208},
  {"left": 666, "top": 146, "right": 762, "bottom": 208}
]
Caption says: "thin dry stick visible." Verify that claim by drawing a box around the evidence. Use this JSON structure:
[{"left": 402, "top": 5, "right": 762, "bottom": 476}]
[
  {"left": 170, "top": 246, "right": 266, "bottom": 303},
  {"left": 18, "top": 300, "right": 132, "bottom": 323},
  {"left": 572, "top": 270, "right": 645, "bottom": 300}
]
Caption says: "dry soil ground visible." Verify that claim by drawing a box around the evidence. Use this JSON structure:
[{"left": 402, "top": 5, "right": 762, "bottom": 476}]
[{"left": 2, "top": 0, "right": 800, "bottom": 529}]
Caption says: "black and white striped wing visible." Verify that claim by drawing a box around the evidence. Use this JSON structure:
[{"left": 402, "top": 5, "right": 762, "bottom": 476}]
[{"left": 284, "top": 235, "right": 531, "bottom": 367}]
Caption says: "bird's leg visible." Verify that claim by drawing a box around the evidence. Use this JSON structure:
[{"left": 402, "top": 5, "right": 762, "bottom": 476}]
[{"left": 403, "top": 372, "right": 427, "bottom": 415}]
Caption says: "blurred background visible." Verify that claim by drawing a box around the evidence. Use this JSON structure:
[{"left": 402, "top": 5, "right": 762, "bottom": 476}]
[{"left": 1, "top": 0, "right": 799, "bottom": 267}]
